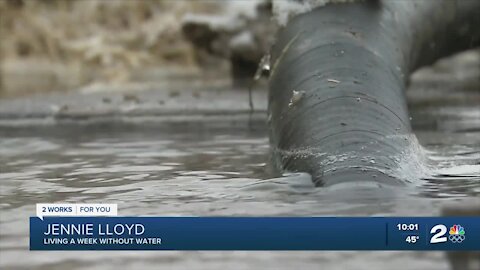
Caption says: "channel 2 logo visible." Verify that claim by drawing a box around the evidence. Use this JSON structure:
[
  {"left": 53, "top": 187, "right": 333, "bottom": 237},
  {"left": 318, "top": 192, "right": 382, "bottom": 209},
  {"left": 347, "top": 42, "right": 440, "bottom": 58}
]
[{"left": 429, "top": 224, "right": 466, "bottom": 244}]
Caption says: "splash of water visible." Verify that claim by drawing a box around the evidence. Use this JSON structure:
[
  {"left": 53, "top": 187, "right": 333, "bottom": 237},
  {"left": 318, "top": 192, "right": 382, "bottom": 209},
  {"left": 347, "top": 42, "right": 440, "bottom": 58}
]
[{"left": 269, "top": 133, "right": 440, "bottom": 186}]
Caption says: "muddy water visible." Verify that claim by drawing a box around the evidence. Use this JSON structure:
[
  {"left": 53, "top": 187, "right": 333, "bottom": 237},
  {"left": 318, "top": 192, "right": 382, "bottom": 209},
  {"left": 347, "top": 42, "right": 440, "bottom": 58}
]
[
  {"left": 0, "top": 110, "right": 478, "bottom": 270},
  {"left": 0, "top": 51, "right": 479, "bottom": 269}
]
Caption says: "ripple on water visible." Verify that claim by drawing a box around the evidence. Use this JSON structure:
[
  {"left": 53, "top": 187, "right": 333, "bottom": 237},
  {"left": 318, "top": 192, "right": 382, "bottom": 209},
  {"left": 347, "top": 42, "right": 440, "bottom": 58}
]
[{"left": 0, "top": 120, "right": 478, "bottom": 270}]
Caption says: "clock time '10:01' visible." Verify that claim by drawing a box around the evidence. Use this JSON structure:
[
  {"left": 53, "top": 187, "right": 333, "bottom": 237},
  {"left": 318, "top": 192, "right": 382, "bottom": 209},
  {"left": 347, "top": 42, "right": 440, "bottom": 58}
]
[{"left": 397, "top": 224, "right": 419, "bottom": 231}]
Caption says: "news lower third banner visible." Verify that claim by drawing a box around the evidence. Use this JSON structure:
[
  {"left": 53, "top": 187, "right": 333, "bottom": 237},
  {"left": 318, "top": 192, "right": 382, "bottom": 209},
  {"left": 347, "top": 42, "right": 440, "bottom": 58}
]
[{"left": 30, "top": 204, "right": 479, "bottom": 251}]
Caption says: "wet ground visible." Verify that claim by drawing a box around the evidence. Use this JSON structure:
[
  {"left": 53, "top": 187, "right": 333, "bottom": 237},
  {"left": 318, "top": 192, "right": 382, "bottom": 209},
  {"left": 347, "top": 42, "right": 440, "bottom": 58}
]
[{"left": 0, "top": 50, "right": 479, "bottom": 269}]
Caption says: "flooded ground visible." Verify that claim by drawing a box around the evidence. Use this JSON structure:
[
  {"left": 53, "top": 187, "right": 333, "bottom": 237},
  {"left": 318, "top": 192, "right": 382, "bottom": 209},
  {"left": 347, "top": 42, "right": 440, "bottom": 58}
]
[
  {"left": 0, "top": 50, "right": 479, "bottom": 269},
  {"left": 0, "top": 116, "right": 478, "bottom": 269}
]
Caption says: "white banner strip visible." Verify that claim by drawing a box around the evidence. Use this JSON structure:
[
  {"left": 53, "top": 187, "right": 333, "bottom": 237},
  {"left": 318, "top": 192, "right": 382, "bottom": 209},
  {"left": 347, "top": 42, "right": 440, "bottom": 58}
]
[{"left": 36, "top": 204, "right": 118, "bottom": 220}]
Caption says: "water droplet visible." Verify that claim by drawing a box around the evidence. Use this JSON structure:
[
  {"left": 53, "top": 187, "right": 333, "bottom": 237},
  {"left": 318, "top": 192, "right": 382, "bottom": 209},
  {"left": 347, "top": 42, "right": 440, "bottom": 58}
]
[
  {"left": 327, "top": 79, "right": 340, "bottom": 83},
  {"left": 356, "top": 98, "right": 361, "bottom": 102},
  {"left": 288, "top": 90, "right": 305, "bottom": 108},
  {"left": 334, "top": 50, "right": 345, "bottom": 57},
  {"left": 372, "top": 174, "right": 377, "bottom": 178},
  {"left": 254, "top": 54, "right": 271, "bottom": 80},
  {"left": 369, "top": 159, "right": 376, "bottom": 164}
]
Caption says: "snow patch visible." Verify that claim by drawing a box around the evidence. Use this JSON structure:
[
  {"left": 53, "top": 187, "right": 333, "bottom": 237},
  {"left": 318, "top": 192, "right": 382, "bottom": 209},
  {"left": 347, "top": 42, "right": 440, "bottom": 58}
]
[
  {"left": 230, "top": 31, "right": 255, "bottom": 49},
  {"left": 273, "top": 0, "right": 364, "bottom": 26},
  {"left": 182, "top": 0, "right": 265, "bottom": 31}
]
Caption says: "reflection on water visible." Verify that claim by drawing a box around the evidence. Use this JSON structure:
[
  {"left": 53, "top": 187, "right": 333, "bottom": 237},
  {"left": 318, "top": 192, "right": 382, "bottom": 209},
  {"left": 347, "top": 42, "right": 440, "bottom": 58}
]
[{"left": 0, "top": 114, "right": 478, "bottom": 269}]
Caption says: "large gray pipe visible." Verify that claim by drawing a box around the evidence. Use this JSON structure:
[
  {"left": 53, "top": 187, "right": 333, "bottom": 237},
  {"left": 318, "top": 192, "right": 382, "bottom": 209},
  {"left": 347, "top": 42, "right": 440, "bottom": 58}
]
[{"left": 268, "top": 0, "right": 480, "bottom": 186}]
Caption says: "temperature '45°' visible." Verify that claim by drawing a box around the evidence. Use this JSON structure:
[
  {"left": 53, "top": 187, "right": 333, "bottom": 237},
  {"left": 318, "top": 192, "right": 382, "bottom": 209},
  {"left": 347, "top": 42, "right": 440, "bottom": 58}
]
[{"left": 405, "top": 236, "right": 419, "bottom": 244}]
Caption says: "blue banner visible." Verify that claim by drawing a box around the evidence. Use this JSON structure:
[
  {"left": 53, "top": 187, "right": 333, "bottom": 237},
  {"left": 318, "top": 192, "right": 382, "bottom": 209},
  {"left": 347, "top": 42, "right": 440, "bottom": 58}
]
[{"left": 30, "top": 217, "right": 480, "bottom": 250}]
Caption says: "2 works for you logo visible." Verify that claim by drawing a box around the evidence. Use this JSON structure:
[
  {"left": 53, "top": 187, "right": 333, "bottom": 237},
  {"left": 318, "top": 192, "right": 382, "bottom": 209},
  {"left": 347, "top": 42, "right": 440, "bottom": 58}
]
[
  {"left": 448, "top": 225, "right": 466, "bottom": 243},
  {"left": 36, "top": 203, "right": 117, "bottom": 219}
]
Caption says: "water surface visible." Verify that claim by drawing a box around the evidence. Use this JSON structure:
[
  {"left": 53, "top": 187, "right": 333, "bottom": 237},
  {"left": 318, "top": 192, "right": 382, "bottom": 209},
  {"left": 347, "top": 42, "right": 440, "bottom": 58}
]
[{"left": 0, "top": 111, "right": 478, "bottom": 270}]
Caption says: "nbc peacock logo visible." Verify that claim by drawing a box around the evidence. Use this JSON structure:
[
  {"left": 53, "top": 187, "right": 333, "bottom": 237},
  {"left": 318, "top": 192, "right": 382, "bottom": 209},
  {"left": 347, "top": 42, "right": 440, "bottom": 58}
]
[{"left": 448, "top": 224, "right": 466, "bottom": 243}]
